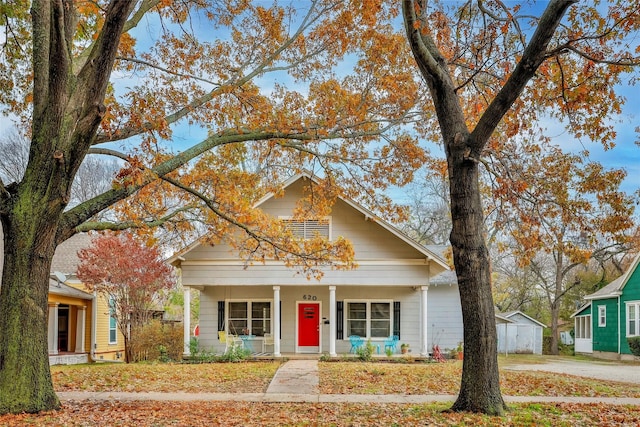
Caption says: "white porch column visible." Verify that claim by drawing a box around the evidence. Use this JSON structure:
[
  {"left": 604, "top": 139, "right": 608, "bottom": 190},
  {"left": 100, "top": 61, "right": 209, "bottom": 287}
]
[
  {"left": 329, "top": 286, "right": 337, "bottom": 356},
  {"left": 420, "top": 285, "right": 429, "bottom": 356},
  {"left": 48, "top": 303, "right": 59, "bottom": 355},
  {"left": 75, "top": 306, "right": 87, "bottom": 353},
  {"left": 183, "top": 285, "right": 191, "bottom": 356},
  {"left": 273, "top": 286, "right": 281, "bottom": 357}
]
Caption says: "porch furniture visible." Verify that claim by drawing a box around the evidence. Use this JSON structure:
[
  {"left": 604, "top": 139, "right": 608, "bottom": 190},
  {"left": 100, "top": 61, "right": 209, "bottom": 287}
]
[
  {"left": 349, "top": 335, "right": 364, "bottom": 353},
  {"left": 384, "top": 335, "right": 399, "bottom": 353},
  {"left": 240, "top": 334, "right": 256, "bottom": 352},
  {"left": 262, "top": 333, "right": 274, "bottom": 353},
  {"left": 225, "top": 334, "right": 244, "bottom": 352}
]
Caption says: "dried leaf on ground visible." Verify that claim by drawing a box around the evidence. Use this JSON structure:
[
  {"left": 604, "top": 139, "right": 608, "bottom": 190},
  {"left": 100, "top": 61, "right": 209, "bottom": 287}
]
[
  {"left": 52, "top": 362, "right": 281, "bottom": 393},
  {"left": 1, "top": 401, "right": 639, "bottom": 426}
]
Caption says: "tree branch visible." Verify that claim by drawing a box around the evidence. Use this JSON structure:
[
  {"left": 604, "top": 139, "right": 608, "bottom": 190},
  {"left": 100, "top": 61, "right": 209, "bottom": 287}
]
[
  {"left": 471, "top": 0, "right": 577, "bottom": 150},
  {"left": 74, "top": 205, "right": 195, "bottom": 233}
]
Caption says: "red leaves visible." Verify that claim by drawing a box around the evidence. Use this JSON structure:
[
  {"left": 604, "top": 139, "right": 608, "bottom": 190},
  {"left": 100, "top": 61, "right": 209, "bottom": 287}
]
[{"left": 77, "top": 233, "right": 174, "bottom": 295}]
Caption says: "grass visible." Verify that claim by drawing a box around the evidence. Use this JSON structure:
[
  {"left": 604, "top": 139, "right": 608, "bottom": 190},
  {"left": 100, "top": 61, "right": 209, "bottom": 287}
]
[
  {"left": 2, "top": 401, "right": 639, "bottom": 426},
  {"left": 1, "top": 356, "right": 634, "bottom": 426},
  {"left": 318, "top": 359, "right": 640, "bottom": 397},
  {"left": 52, "top": 360, "right": 282, "bottom": 393}
]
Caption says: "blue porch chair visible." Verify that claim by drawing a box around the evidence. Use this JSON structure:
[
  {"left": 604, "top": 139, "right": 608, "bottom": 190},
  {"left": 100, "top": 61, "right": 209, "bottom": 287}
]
[
  {"left": 384, "top": 335, "right": 399, "bottom": 353},
  {"left": 349, "top": 335, "right": 364, "bottom": 353}
]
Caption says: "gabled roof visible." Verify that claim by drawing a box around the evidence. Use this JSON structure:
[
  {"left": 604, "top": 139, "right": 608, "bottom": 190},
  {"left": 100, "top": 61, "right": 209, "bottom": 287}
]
[
  {"left": 499, "top": 310, "right": 547, "bottom": 328},
  {"left": 495, "top": 313, "right": 515, "bottom": 324},
  {"left": 51, "top": 233, "right": 93, "bottom": 276},
  {"left": 584, "top": 252, "right": 640, "bottom": 301},
  {"left": 168, "top": 172, "right": 450, "bottom": 271},
  {"left": 571, "top": 302, "right": 592, "bottom": 318}
]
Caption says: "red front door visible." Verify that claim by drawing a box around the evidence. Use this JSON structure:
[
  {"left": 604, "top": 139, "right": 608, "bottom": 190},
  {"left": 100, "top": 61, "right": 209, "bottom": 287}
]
[{"left": 298, "top": 303, "right": 320, "bottom": 347}]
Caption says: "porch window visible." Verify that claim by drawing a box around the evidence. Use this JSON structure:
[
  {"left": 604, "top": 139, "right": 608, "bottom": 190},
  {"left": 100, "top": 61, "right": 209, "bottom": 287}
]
[
  {"left": 345, "top": 300, "right": 392, "bottom": 339},
  {"left": 280, "top": 217, "right": 331, "bottom": 239},
  {"left": 227, "top": 301, "right": 271, "bottom": 337},
  {"left": 574, "top": 315, "right": 591, "bottom": 339},
  {"left": 108, "top": 296, "right": 117, "bottom": 344},
  {"left": 627, "top": 302, "right": 640, "bottom": 337},
  {"left": 598, "top": 306, "right": 606, "bottom": 327}
]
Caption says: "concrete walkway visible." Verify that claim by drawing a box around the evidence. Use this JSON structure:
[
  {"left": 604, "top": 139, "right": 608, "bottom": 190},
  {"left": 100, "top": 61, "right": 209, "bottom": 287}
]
[
  {"left": 266, "top": 359, "right": 319, "bottom": 394},
  {"left": 57, "top": 359, "right": 640, "bottom": 405}
]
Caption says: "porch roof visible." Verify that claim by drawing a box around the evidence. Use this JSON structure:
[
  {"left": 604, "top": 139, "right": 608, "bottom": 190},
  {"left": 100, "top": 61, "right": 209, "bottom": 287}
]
[{"left": 48, "top": 279, "right": 93, "bottom": 300}]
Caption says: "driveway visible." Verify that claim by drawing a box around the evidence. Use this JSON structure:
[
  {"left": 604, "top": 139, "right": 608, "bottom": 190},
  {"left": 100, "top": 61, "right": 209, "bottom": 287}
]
[{"left": 503, "top": 357, "right": 640, "bottom": 384}]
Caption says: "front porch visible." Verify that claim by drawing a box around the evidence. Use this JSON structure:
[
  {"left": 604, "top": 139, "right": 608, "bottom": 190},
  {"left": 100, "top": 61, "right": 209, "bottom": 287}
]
[{"left": 49, "top": 352, "right": 89, "bottom": 365}]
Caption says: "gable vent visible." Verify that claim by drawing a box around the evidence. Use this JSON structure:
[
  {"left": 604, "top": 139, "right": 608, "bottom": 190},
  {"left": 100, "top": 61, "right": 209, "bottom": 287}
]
[{"left": 281, "top": 218, "right": 330, "bottom": 239}]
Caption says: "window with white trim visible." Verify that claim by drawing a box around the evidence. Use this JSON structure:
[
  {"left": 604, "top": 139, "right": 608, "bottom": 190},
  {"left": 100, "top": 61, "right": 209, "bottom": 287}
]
[
  {"left": 627, "top": 302, "right": 640, "bottom": 337},
  {"left": 574, "top": 315, "right": 591, "bottom": 339},
  {"left": 108, "top": 296, "right": 117, "bottom": 344},
  {"left": 345, "top": 300, "right": 392, "bottom": 339},
  {"left": 227, "top": 301, "right": 271, "bottom": 337},
  {"left": 280, "top": 217, "right": 331, "bottom": 239},
  {"left": 598, "top": 306, "right": 606, "bottom": 327}
]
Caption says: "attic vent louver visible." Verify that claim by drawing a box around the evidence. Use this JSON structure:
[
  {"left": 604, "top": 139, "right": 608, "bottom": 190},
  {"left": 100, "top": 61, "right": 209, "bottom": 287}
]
[{"left": 281, "top": 218, "right": 330, "bottom": 239}]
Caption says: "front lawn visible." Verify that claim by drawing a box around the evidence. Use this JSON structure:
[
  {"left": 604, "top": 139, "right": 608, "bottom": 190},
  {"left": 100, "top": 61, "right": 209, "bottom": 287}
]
[
  {"left": 319, "top": 361, "right": 640, "bottom": 397},
  {"left": 52, "top": 361, "right": 281, "bottom": 393},
  {"left": 2, "top": 401, "right": 639, "bottom": 426},
  {"left": 0, "top": 359, "right": 635, "bottom": 425}
]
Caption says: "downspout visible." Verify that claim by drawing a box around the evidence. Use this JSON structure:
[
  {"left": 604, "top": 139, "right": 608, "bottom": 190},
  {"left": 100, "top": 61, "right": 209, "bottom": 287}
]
[{"left": 618, "top": 295, "right": 621, "bottom": 356}]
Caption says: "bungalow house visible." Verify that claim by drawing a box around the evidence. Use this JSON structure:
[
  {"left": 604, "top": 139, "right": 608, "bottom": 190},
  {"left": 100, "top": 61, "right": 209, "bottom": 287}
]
[
  {"left": 572, "top": 252, "right": 640, "bottom": 360},
  {"left": 0, "top": 229, "right": 126, "bottom": 364},
  {"left": 170, "top": 173, "right": 463, "bottom": 357}
]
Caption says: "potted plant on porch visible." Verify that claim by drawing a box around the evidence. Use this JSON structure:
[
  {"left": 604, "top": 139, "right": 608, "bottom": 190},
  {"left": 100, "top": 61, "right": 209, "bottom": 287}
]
[{"left": 400, "top": 343, "right": 410, "bottom": 354}]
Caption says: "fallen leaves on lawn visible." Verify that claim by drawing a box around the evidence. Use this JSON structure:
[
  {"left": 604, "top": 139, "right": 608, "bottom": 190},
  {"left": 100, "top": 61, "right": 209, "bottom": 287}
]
[
  {"left": 52, "top": 362, "right": 281, "bottom": 393},
  {"left": 318, "top": 361, "right": 640, "bottom": 398},
  {"left": 1, "top": 401, "right": 639, "bottom": 426}
]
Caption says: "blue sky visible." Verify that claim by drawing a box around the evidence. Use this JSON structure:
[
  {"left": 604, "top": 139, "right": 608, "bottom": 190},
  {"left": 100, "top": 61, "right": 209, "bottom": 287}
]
[{"left": 1, "top": 1, "right": 638, "bottom": 202}]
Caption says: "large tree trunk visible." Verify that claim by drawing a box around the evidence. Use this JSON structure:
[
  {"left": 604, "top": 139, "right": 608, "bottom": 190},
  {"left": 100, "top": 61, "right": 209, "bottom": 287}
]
[
  {"left": 0, "top": 215, "right": 60, "bottom": 413},
  {"left": 448, "top": 138, "right": 507, "bottom": 415},
  {"left": 0, "top": 1, "right": 131, "bottom": 414}
]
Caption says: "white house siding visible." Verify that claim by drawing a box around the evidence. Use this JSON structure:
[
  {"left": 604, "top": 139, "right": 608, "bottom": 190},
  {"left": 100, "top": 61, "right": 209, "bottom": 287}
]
[
  {"left": 176, "top": 174, "right": 454, "bottom": 356},
  {"left": 427, "top": 284, "right": 464, "bottom": 352},
  {"left": 181, "top": 263, "right": 433, "bottom": 286},
  {"left": 259, "top": 180, "right": 429, "bottom": 260},
  {"left": 196, "top": 283, "right": 463, "bottom": 355}
]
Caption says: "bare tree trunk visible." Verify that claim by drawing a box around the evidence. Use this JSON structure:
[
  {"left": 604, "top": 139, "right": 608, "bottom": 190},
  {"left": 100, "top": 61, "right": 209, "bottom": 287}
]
[
  {"left": 0, "top": 215, "right": 60, "bottom": 413},
  {"left": 549, "top": 302, "right": 561, "bottom": 355},
  {"left": 448, "top": 138, "right": 507, "bottom": 415}
]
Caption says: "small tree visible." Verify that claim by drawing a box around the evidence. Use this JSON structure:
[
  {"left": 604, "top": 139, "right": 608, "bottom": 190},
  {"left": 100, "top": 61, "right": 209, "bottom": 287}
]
[{"left": 77, "top": 233, "right": 175, "bottom": 363}]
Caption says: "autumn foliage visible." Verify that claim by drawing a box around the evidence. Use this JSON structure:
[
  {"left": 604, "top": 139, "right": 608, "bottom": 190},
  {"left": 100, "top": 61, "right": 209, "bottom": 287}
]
[{"left": 77, "top": 233, "right": 175, "bottom": 363}]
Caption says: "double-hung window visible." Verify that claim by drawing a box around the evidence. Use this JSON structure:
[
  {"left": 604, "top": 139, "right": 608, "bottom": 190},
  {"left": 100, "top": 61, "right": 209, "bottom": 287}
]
[
  {"left": 345, "top": 300, "right": 391, "bottom": 339},
  {"left": 228, "top": 301, "right": 272, "bottom": 337},
  {"left": 598, "top": 306, "right": 606, "bottom": 327},
  {"left": 627, "top": 302, "right": 640, "bottom": 337}
]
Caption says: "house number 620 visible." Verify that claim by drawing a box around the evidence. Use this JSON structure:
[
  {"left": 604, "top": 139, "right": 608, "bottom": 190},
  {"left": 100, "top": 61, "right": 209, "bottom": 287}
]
[{"left": 303, "top": 294, "right": 317, "bottom": 301}]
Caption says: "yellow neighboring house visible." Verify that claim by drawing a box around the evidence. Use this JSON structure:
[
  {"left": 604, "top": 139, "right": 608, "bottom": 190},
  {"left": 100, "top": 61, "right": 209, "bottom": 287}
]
[{"left": 1, "top": 229, "right": 125, "bottom": 365}]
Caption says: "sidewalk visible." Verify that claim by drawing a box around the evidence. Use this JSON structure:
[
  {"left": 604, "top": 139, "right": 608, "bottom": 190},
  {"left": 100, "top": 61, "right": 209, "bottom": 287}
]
[{"left": 57, "top": 359, "right": 640, "bottom": 405}]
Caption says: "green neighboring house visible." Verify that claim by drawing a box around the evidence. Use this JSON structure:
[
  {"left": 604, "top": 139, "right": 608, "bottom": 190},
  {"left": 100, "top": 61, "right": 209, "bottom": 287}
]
[{"left": 572, "top": 253, "right": 640, "bottom": 360}]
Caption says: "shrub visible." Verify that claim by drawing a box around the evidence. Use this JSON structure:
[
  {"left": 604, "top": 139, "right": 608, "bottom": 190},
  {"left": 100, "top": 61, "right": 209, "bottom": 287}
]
[
  {"left": 356, "top": 340, "right": 375, "bottom": 362},
  {"left": 129, "top": 320, "right": 184, "bottom": 362},
  {"left": 627, "top": 337, "right": 640, "bottom": 356},
  {"left": 219, "top": 342, "right": 251, "bottom": 362}
]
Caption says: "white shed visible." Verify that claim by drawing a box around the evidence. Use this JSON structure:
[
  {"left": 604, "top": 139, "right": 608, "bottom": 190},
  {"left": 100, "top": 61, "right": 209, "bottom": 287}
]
[{"left": 496, "top": 310, "right": 546, "bottom": 355}]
